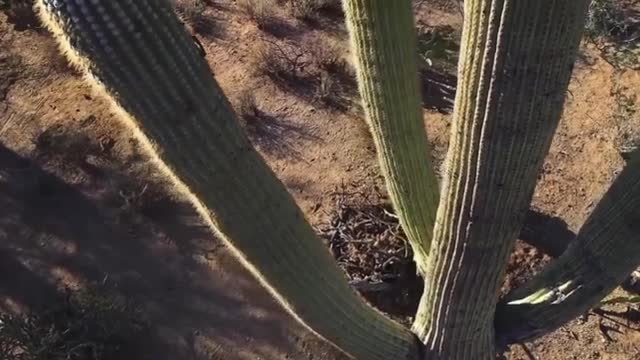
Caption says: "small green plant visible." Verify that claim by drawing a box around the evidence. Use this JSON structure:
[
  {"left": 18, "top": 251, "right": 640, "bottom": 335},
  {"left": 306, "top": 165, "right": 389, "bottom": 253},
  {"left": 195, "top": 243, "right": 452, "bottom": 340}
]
[{"left": 0, "top": 288, "right": 147, "bottom": 360}]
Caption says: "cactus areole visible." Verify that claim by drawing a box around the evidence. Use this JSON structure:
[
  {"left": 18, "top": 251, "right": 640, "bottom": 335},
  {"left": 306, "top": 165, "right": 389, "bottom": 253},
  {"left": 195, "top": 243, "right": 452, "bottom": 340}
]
[{"left": 37, "top": 0, "right": 640, "bottom": 359}]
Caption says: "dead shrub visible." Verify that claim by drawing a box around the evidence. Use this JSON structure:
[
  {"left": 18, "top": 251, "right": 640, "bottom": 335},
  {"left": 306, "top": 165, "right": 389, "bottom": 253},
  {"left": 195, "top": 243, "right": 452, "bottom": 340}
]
[
  {"left": 585, "top": 0, "right": 636, "bottom": 42},
  {"left": 235, "top": 91, "right": 259, "bottom": 121},
  {"left": 287, "top": 0, "right": 317, "bottom": 20},
  {"left": 584, "top": 0, "right": 640, "bottom": 69},
  {"left": 311, "top": 42, "right": 351, "bottom": 79},
  {"left": 250, "top": 39, "right": 308, "bottom": 86},
  {"left": 248, "top": 38, "right": 355, "bottom": 110},
  {"left": 314, "top": 70, "right": 338, "bottom": 105},
  {"left": 286, "top": 0, "right": 342, "bottom": 21},
  {"left": 309, "top": 41, "right": 357, "bottom": 110}
]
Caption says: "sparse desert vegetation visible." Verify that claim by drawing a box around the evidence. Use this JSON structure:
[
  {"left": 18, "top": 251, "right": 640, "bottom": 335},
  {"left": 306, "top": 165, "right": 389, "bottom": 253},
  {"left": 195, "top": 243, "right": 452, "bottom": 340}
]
[
  {"left": 237, "top": 0, "right": 276, "bottom": 29},
  {"left": 585, "top": 0, "right": 640, "bottom": 69},
  {"left": 285, "top": 0, "right": 342, "bottom": 21},
  {"left": 1, "top": 0, "right": 640, "bottom": 359},
  {"left": 0, "top": 287, "right": 148, "bottom": 360}
]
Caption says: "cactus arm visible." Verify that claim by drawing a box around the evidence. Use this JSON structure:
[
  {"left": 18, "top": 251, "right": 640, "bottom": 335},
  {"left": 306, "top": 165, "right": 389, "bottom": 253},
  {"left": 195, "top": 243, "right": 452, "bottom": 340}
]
[
  {"left": 410, "top": 0, "right": 590, "bottom": 358},
  {"left": 35, "top": 1, "right": 421, "bottom": 359},
  {"left": 495, "top": 154, "right": 640, "bottom": 344},
  {"left": 343, "top": 0, "right": 440, "bottom": 275}
]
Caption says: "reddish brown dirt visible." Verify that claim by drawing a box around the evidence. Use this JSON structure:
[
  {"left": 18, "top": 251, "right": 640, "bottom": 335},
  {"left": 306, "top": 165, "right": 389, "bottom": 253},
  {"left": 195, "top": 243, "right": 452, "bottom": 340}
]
[{"left": 1, "top": 1, "right": 639, "bottom": 359}]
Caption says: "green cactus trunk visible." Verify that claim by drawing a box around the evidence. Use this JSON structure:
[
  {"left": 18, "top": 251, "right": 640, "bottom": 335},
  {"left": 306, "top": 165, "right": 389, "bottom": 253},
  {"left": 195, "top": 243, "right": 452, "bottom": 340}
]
[
  {"left": 343, "top": 0, "right": 440, "bottom": 276},
  {"left": 36, "top": 0, "right": 419, "bottom": 359},
  {"left": 408, "top": 1, "right": 590, "bottom": 358},
  {"left": 496, "top": 152, "right": 640, "bottom": 344}
]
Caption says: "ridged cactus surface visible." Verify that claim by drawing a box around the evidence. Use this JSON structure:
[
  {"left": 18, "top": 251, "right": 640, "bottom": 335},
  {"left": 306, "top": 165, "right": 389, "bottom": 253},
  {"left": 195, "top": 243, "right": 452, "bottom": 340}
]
[
  {"left": 344, "top": 0, "right": 440, "bottom": 275},
  {"left": 36, "top": 1, "right": 420, "bottom": 359},
  {"left": 409, "top": 1, "right": 591, "bottom": 358},
  {"left": 35, "top": 0, "right": 640, "bottom": 359}
]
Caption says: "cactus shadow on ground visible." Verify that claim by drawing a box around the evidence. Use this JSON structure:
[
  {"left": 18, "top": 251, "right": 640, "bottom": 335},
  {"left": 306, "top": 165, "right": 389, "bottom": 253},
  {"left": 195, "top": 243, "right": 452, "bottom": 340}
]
[
  {"left": 238, "top": 107, "right": 321, "bottom": 160},
  {"left": 0, "top": 143, "right": 324, "bottom": 360},
  {"left": 0, "top": 285, "right": 151, "bottom": 360}
]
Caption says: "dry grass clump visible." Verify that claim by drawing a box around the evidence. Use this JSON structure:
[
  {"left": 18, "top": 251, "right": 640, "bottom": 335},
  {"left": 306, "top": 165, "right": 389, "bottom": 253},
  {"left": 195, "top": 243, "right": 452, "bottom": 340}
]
[
  {"left": 248, "top": 37, "right": 356, "bottom": 110},
  {"left": 237, "top": 0, "right": 277, "bottom": 29},
  {"left": 285, "top": 0, "right": 342, "bottom": 22},
  {"left": 173, "top": 0, "right": 222, "bottom": 37},
  {"left": 0, "top": 287, "right": 148, "bottom": 360},
  {"left": 308, "top": 41, "right": 357, "bottom": 110}
]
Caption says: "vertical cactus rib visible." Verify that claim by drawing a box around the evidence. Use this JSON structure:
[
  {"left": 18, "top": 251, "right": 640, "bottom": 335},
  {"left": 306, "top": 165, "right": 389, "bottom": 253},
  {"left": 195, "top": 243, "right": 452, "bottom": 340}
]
[
  {"left": 343, "top": 0, "right": 440, "bottom": 275},
  {"left": 411, "top": 1, "right": 590, "bottom": 358},
  {"left": 496, "top": 152, "right": 640, "bottom": 344},
  {"left": 35, "top": 0, "right": 421, "bottom": 359}
]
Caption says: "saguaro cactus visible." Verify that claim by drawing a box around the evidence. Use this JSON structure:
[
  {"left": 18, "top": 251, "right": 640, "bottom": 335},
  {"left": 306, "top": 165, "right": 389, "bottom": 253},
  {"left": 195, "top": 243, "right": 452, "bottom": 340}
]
[
  {"left": 36, "top": 0, "right": 640, "bottom": 359},
  {"left": 36, "top": 1, "right": 417, "bottom": 359},
  {"left": 344, "top": 0, "right": 440, "bottom": 276},
  {"left": 410, "top": 1, "right": 592, "bottom": 358},
  {"left": 496, "top": 153, "right": 640, "bottom": 344}
]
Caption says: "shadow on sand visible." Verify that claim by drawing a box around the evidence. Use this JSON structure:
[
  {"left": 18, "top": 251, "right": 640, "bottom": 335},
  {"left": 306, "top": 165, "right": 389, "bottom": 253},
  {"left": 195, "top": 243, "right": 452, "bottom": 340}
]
[{"left": 0, "top": 143, "right": 339, "bottom": 359}]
